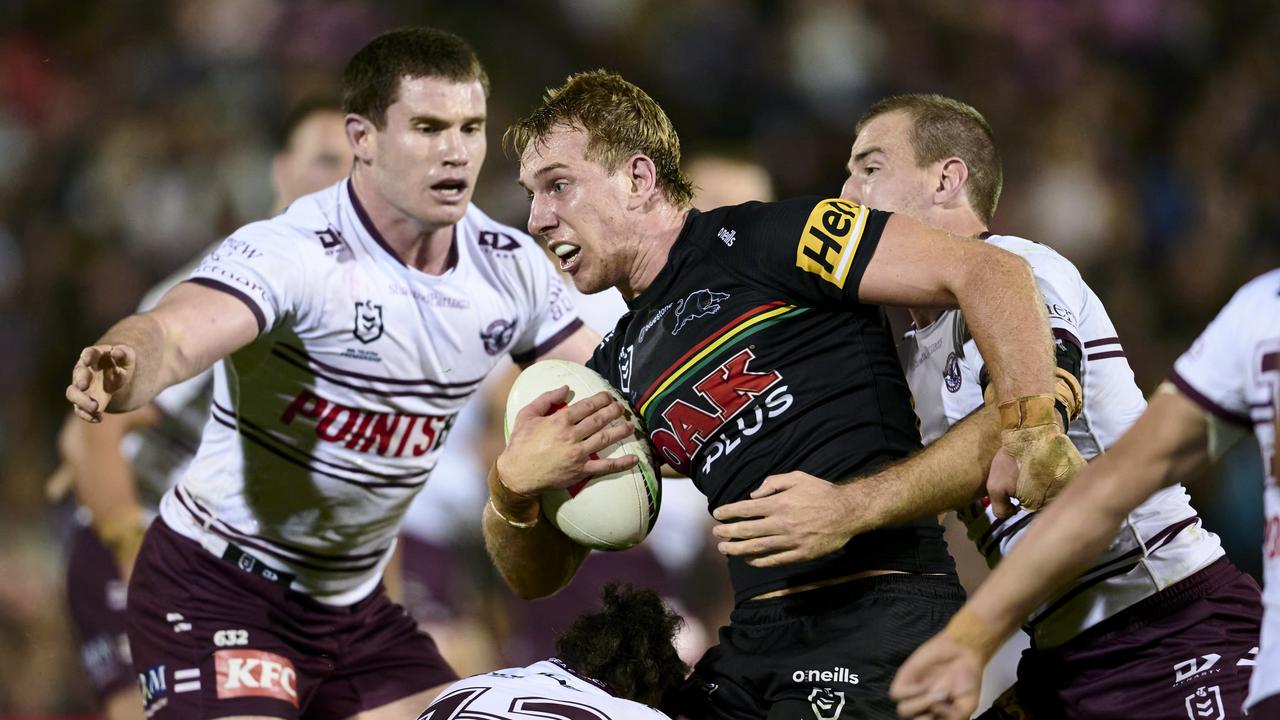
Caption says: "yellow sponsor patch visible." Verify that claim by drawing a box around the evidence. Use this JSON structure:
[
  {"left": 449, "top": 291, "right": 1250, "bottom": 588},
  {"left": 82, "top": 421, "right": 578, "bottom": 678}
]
[{"left": 794, "top": 199, "right": 868, "bottom": 289}]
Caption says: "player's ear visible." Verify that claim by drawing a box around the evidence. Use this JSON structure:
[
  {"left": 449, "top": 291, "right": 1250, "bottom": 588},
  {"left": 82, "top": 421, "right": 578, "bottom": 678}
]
[
  {"left": 935, "top": 157, "right": 969, "bottom": 208},
  {"left": 625, "top": 153, "right": 659, "bottom": 207},
  {"left": 346, "top": 114, "right": 375, "bottom": 165}
]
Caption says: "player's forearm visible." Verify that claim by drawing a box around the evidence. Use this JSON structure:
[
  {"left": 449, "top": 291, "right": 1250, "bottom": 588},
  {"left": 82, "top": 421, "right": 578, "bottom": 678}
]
[
  {"left": 96, "top": 313, "right": 193, "bottom": 411},
  {"left": 64, "top": 410, "right": 148, "bottom": 528},
  {"left": 955, "top": 247, "right": 1054, "bottom": 404},
  {"left": 482, "top": 504, "right": 588, "bottom": 599},
  {"left": 843, "top": 406, "right": 1001, "bottom": 534}
]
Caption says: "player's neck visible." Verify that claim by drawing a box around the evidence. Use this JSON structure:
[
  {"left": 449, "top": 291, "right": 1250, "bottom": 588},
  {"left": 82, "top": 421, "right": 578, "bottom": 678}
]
[
  {"left": 350, "top": 171, "right": 457, "bottom": 275},
  {"left": 620, "top": 205, "right": 691, "bottom": 300}
]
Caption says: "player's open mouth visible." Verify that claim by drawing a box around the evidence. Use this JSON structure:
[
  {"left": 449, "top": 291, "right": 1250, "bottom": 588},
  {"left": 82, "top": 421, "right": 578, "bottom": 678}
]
[
  {"left": 552, "top": 242, "right": 582, "bottom": 272},
  {"left": 430, "top": 179, "right": 468, "bottom": 202}
]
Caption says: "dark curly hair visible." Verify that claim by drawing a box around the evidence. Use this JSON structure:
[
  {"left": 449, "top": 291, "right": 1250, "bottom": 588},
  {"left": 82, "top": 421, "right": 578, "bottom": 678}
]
[{"left": 555, "top": 583, "right": 687, "bottom": 710}]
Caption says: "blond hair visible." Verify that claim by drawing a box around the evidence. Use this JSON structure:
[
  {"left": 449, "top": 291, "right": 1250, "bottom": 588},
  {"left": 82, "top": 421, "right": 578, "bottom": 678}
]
[{"left": 505, "top": 70, "right": 695, "bottom": 207}]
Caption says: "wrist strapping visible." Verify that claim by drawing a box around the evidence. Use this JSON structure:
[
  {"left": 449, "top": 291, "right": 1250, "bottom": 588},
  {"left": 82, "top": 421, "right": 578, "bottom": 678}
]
[
  {"left": 487, "top": 465, "right": 540, "bottom": 528},
  {"left": 942, "top": 606, "right": 1007, "bottom": 662},
  {"left": 998, "top": 394, "right": 1058, "bottom": 430},
  {"left": 488, "top": 498, "right": 539, "bottom": 529}
]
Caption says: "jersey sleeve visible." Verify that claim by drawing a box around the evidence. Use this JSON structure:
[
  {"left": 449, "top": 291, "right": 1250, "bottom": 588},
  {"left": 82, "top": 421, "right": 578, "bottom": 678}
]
[
  {"left": 719, "top": 197, "right": 890, "bottom": 308},
  {"left": 1171, "top": 283, "right": 1258, "bottom": 427},
  {"left": 509, "top": 249, "right": 584, "bottom": 364},
  {"left": 185, "top": 224, "right": 309, "bottom": 336}
]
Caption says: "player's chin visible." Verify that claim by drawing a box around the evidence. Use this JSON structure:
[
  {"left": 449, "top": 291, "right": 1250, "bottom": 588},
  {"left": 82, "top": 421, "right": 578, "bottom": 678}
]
[{"left": 420, "top": 202, "right": 469, "bottom": 227}]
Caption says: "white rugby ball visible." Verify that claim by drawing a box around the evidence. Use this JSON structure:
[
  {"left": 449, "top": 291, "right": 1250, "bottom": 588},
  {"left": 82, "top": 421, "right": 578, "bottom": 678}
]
[{"left": 504, "top": 360, "right": 660, "bottom": 550}]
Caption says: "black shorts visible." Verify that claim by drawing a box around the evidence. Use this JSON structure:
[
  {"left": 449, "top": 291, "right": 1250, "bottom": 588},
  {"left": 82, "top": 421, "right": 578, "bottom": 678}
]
[{"left": 684, "top": 573, "right": 965, "bottom": 720}]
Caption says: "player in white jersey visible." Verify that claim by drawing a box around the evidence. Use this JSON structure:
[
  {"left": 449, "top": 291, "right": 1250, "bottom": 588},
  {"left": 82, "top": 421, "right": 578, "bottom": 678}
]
[
  {"left": 894, "top": 268, "right": 1280, "bottom": 719},
  {"left": 56, "top": 97, "right": 349, "bottom": 720},
  {"left": 416, "top": 584, "right": 686, "bottom": 720},
  {"left": 711, "top": 95, "right": 1263, "bottom": 719},
  {"left": 63, "top": 28, "right": 611, "bottom": 720}
]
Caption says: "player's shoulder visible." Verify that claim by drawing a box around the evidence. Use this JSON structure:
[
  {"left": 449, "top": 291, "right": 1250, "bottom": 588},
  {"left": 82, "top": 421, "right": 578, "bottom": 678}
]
[
  {"left": 460, "top": 203, "right": 544, "bottom": 264},
  {"left": 984, "top": 233, "right": 1084, "bottom": 284},
  {"left": 1216, "top": 268, "right": 1280, "bottom": 326},
  {"left": 227, "top": 184, "right": 345, "bottom": 257}
]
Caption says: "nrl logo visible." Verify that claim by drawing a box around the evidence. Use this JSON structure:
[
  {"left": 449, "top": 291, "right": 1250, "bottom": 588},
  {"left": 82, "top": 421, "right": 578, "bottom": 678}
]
[
  {"left": 808, "top": 687, "right": 845, "bottom": 720},
  {"left": 353, "top": 300, "right": 384, "bottom": 344}
]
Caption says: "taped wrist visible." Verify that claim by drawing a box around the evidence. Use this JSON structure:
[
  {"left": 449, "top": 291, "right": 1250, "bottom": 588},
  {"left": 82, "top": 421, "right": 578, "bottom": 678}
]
[
  {"left": 942, "top": 607, "right": 1006, "bottom": 662},
  {"left": 998, "top": 394, "right": 1058, "bottom": 431},
  {"left": 487, "top": 465, "right": 540, "bottom": 527}
]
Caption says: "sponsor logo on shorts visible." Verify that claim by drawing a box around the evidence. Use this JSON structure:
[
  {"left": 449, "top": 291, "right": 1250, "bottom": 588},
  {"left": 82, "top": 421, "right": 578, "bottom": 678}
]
[
  {"left": 673, "top": 289, "right": 730, "bottom": 336},
  {"left": 213, "top": 629, "right": 249, "bottom": 647},
  {"left": 792, "top": 667, "right": 859, "bottom": 685},
  {"left": 138, "top": 664, "right": 167, "bottom": 708},
  {"left": 807, "top": 687, "right": 846, "bottom": 720},
  {"left": 1184, "top": 685, "right": 1224, "bottom": 720},
  {"left": 353, "top": 299, "right": 385, "bottom": 344},
  {"left": 1174, "top": 654, "right": 1221, "bottom": 686},
  {"left": 215, "top": 649, "right": 299, "bottom": 707},
  {"left": 795, "top": 199, "right": 867, "bottom": 290}
]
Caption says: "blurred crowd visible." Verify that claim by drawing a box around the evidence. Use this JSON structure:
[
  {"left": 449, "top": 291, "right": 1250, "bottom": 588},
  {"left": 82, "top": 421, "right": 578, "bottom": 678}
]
[{"left": 2, "top": 0, "right": 1279, "bottom": 714}]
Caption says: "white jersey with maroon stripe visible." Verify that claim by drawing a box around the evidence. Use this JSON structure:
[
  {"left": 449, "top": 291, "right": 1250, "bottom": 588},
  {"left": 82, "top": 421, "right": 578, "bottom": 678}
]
[
  {"left": 159, "top": 179, "right": 582, "bottom": 605},
  {"left": 1171, "top": 268, "right": 1280, "bottom": 709},
  {"left": 418, "top": 660, "right": 672, "bottom": 720},
  {"left": 899, "top": 233, "right": 1223, "bottom": 648}
]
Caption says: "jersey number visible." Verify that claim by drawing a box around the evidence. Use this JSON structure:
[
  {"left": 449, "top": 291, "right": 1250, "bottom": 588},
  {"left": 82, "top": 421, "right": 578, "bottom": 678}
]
[{"left": 418, "top": 687, "right": 615, "bottom": 720}]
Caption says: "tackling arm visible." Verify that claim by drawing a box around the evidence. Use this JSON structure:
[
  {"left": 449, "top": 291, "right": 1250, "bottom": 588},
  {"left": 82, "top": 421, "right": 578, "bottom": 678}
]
[
  {"left": 67, "top": 282, "right": 259, "bottom": 420},
  {"left": 925, "top": 385, "right": 1213, "bottom": 661}
]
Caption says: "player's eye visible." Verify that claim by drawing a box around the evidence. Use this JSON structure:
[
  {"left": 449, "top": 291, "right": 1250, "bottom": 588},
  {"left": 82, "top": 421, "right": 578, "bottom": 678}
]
[
  {"left": 462, "top": 122, "right": 484, "bottom": 135},
  {"left": 865, "top": 166, "right": 879, "bottom": 176},
  {"left": 551, "top": 180, "right": 568, "bottom": 194}
]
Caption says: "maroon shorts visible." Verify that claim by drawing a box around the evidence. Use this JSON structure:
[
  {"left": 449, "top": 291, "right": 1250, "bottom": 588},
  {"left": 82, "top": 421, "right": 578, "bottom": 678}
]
[
  {"left": 127, "top": 518, "right": 457, "bottom": 719},
  {"left": 66, "top": 520, "right": 135, "bottom": 701},
  {"left": 1250, "top": 692, "right": 1280, "bottom": 718},
  {"left": 1013, "top": 557, "right": 1262, "bottom": 720}
]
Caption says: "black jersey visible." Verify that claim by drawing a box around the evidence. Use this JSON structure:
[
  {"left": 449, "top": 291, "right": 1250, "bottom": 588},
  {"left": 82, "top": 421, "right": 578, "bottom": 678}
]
[{"left": 587, "top": 197, "right": 955, "bottom": 602}]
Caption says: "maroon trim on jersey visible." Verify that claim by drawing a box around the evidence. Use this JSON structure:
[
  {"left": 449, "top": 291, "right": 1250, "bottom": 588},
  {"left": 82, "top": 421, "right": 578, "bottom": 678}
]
[
  {"left": 213, "top": 402, "right": 429, "bottom": 481},
  {"left": 272, "top": 349, "right": 478, "bottom": 400},
  {"left": 1053, "top": 327, "right": 1083, "bottom": 351},
  {"left": 185, "top": 277, "right": 267, "bottom": 334},
  {"left": 210, "top": 406, "right": 430, "bottom": 489},
  {"left": 1029, "top": 515, "right": 1202, "bottom": 627},
  {"left": 512, "top": 317, "right": 585, "bottom": 366},
  {"left": 176, "top": 487, "right": 391, "bottom": 565},
  {"left": 1084, "top": 337, "right": 1121, "bottom": 348},
  {"left": 347, "top": 180, "right": 457, "bottom": 270},
  {"left": 1086, "top": 350, "right": 1127, "bottom": 361},
  {"left": 174, "top": 488, "right": 383, "bottom": 573},
  {"left": 1168, "top": 370, "right": 1251, "bottom": 427},
  {"left": 276, "top": 344, "right": 486, "bottom": 389}
]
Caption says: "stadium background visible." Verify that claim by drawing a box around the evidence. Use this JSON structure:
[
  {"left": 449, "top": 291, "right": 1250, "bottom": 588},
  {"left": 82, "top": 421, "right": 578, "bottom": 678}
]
[{"left": 2, "top": 0, "right": 1279, "bottom": 715}]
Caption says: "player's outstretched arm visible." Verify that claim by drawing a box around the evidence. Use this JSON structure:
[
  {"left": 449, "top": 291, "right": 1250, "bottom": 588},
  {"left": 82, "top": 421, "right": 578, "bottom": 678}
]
[
  {"left": 859, "top": 213, "right": 1083, "bottom": 515},
  {"left": 483, "top": 385, "right": 638, "bottom": 599},
  {"left": 713, "top": 405, "right": 1001, "bottom": 566},
  {"left": 890, "top": 386, "right": 1212, "bottom": 719},
  {"left": 66, "top": 282, "right": 258, "bottom": 422}
]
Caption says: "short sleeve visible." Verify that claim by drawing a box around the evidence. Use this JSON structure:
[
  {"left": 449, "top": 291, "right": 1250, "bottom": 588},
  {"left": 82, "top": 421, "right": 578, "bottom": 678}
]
[
  {"left": 719, "top": 197, "right": 890, "bottom": 307},
  {"left": 1171, "top": 287, "right": 1255, "bottom": 427},
  {"left": 509, "top": 250, "right": 584, "bottom": 364},
  {"left": 185, "top": 226, "right": 307, "bottom": 336}
]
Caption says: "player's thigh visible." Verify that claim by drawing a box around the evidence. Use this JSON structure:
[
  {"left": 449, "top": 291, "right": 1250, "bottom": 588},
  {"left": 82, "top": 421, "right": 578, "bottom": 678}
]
[
  {"left": 126, "top": 522, "right": 318, "bottom": 718},
  {"left": 344, "top": 683, "right": 449, "bottom": 720}
]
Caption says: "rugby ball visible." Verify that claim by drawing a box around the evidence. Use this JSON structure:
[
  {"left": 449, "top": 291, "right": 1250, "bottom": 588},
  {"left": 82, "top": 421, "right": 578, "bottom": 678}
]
[{"left": 504, "top": 360, "right": 660, "bottom": 550}]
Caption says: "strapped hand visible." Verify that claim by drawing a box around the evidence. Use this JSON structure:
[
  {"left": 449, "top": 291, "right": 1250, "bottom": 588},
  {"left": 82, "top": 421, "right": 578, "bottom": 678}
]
[
  {"left": 66, "top": 345, "right": 136, "bottom": 423},
  {"left": 987, "top": 394, "right": 1085, "bottom": 518}
]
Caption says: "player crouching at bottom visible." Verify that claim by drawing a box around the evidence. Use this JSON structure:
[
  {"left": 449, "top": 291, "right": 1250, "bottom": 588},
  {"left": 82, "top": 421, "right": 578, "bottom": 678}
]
[{"left": 417, "top": 584, "right": 687, "bottom": 720}]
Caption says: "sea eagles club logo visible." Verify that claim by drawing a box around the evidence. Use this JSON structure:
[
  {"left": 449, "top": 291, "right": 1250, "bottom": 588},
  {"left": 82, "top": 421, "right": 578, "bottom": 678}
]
[
  {"left": 353, "top": 300, "right": 384, "bottom": 344},
  {"left": 673, "top": 289, "right": 730, "bottom": 335},
  {"left": 481, "top": 318, "right": 518, "bottom": 355}
]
